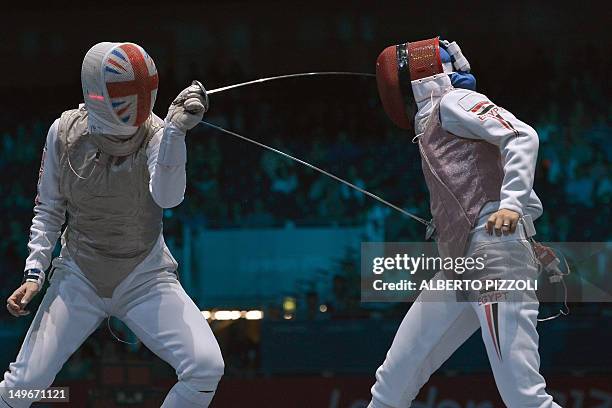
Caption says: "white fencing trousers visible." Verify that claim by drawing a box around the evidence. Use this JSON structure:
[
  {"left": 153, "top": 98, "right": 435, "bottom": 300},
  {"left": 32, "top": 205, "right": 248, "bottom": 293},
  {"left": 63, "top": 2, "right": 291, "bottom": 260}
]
[
  {"left": 369, "top": 223, "right": 562, "bottom": 408},
  {"left": 0, "top": 265, "right": 223, "bottom": 408}
]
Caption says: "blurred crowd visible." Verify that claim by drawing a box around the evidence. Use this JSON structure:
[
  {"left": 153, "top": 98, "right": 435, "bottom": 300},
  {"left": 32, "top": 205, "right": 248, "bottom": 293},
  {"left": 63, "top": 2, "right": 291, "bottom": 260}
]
[
  {"left": 0, "top": 23, "right": 609, "bottom": 379},
  {"left": 0, "top": 41, "right": 610, "bottom": 309}
]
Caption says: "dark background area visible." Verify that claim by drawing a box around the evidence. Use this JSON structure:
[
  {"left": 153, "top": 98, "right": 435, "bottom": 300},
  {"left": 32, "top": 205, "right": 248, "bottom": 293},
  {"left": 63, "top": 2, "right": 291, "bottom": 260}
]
[{"left": 1, "top": 1, "right": 610, "bottom": 407}]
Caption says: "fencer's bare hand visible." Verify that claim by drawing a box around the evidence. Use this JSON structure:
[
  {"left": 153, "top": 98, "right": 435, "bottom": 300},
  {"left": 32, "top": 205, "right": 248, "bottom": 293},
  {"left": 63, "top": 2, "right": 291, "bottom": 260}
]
[
  {"left": 6, "top": 282, "right": 40, "bottom": 317},
  {"left": 486, "top": 209, "right": 520, "bottom": 236}
]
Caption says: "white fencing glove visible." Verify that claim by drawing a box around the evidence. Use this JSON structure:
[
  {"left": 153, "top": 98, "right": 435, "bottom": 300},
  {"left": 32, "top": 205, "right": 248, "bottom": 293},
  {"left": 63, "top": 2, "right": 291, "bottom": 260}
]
[{"left": 166, "top": 80, "right": 209, "bottom": 132}]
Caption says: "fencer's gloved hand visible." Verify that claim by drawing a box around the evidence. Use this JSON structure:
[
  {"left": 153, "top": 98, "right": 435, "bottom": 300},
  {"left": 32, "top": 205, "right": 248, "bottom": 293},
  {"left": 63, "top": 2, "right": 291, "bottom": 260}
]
[{"left": 166, "top": 80, "right": 209, "bottom": 132}]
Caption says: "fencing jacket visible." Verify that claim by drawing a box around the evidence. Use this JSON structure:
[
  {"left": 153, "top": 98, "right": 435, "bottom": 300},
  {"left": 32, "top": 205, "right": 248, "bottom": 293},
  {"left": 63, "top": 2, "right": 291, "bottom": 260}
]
[
  {"left": 413, "top": 75, "right": 542, "bottom": 257},
  {"left": 25, "top": 106, "right": 187, "bottom": 296}
]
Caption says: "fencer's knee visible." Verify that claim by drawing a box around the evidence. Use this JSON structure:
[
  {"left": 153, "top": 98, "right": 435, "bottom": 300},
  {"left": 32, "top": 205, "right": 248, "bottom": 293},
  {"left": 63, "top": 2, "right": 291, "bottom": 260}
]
[
  {"left": 3, "top": 364, "right": 55, "bottom": 392},
  {"left": 206, "top": 350, "right": 225, "bottom": 381},
  {"left": 1, "top": 368, "right": 55, "bottom": 408},
  {"left": 181, "top": 346, "right": 224, "bottom": 387},
  {"left": 494, "top": 368, "right": 554, "bottom": 408}
]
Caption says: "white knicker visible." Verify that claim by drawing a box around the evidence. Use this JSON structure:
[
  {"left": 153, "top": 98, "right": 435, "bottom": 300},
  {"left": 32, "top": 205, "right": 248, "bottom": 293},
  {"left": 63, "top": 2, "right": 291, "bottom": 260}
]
[
  {"left": 0, "top": 260, "right": 223, "bottom": 408},
  {"left": 369, "top": 220, "right": 562, "bottom": 408}
]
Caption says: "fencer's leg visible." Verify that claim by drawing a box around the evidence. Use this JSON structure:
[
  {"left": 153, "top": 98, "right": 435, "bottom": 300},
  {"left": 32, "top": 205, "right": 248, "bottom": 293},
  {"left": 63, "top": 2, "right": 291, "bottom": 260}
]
[
  {"left": 472, "top": 239, "right": 561, "bottom": 408},
  {"left": 369, "top": 273, "right": 480, "bottom": 408},
  {"left": 118, "top": 274, "right": 224, "bottom": 408},
  {"left": 474, "top": 300, "right": 561, "bottom": 408},
  {"left": 0, "top": 269, "right": 106, "bottom": 408}
]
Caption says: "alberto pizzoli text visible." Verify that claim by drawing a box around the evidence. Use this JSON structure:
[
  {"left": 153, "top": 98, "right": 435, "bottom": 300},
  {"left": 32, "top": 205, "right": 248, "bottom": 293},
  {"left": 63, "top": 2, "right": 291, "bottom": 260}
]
[{"left": 372, "top": 279, "right": 538, "bottom": 292}]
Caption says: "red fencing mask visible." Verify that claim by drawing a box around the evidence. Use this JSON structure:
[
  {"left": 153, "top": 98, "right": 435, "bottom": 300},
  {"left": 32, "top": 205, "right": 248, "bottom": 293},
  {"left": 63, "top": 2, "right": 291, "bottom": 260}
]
[{"left": 376, "top": 37, "right": 444, "bottom": 129}]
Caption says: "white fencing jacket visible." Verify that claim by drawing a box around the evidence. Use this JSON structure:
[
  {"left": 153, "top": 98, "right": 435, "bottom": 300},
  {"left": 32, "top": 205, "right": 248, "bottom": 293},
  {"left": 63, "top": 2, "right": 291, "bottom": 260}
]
[
  {"left": 25, "top": 116, "right": 187, "bottom": 282},
  {"left": 413, "top": 76, "right": 543, "bottom": 222}
]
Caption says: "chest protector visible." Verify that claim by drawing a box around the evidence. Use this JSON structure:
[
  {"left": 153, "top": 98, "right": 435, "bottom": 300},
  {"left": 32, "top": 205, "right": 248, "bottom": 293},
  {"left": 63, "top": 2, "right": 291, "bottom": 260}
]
[
  {"left": 418, "top": 102, "right": 504, "bottom": 258},
  {"left": 57, "top": 107, "right": 163, "bottom": 297}
]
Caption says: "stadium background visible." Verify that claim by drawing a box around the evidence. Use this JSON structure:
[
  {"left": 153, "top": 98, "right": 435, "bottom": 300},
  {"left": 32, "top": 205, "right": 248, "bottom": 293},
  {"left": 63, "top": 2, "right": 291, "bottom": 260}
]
[{"left": 1, "top": 1, "right": 610, "bottom": 407}]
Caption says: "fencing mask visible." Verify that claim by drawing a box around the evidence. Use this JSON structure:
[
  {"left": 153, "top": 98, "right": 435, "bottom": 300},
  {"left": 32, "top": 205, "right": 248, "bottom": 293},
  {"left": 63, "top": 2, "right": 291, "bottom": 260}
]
[
  {"left": 376, "top": 37, "right": 474, "bottom": 129},
  {"left": 81, "top": 42, "right": 158, "bottom": 135}
]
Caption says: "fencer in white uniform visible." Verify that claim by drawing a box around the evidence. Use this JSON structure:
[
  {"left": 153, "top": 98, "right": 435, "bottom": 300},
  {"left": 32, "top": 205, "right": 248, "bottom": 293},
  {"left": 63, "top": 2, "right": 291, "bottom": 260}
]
[
  {"left": 2, "top": 42, "right": 223, "bottom": 408},
  {"left": 370, "top": 38, "right": 562, "bottom": 407}
]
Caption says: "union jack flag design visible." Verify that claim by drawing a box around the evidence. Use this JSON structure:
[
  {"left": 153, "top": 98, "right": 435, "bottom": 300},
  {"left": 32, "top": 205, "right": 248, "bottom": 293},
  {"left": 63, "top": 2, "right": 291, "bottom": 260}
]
[{"left": 103, "top": 43, "right": 158, "bottom": 127}]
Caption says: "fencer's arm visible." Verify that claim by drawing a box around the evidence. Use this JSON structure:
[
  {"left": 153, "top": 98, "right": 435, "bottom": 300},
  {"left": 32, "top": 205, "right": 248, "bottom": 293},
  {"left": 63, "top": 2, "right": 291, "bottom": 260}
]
[
  {"left": 439, "top": 91, "right": 539, "bottom": 216},
  {"left": 25, "top": 119, "right": 67, "bottom": 273},
  {"left": 147, "top": 122, "right": 187, "bottom": 208}
]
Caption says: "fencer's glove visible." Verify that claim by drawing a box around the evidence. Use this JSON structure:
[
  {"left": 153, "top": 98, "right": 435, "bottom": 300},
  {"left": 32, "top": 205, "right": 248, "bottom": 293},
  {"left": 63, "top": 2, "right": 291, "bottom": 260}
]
[{"left": 166, "top": 80, "right": 209, "bottom": 132}]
